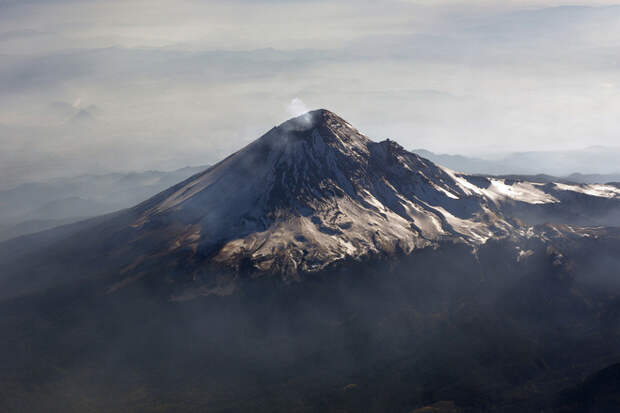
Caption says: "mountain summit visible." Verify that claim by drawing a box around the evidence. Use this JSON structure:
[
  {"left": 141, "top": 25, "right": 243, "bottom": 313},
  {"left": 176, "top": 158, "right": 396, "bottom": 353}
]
[{"left": 128, "top": 109, "right": 516, "bottom": 281}]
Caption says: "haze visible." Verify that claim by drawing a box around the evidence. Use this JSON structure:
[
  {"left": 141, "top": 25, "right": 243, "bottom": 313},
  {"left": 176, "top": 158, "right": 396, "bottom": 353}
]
[{"left": 2, "top": 0, "right": 620, "bottom": 189}]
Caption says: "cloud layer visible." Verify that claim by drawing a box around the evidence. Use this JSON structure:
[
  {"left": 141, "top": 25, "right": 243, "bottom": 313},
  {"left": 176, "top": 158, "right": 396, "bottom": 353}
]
[{"left": 1, "top": 1, "right": 620, "bottom": 188}]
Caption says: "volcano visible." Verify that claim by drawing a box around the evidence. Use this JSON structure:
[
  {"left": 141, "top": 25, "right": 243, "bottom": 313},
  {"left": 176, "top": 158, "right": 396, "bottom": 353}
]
[
  {"left": 128, "top": 109, "right": 516, "bottom": 277},
  {"left": 2, "top": 109, "right": 620, "bottom": 300},
  {"left": 2, "top": 110, "right": 620, "bottom": 412}
]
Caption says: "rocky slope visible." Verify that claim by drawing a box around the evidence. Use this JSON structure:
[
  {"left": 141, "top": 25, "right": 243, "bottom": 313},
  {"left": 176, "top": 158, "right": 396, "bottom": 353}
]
[
  {"left": 130, "top": 109, "right": 515, "bottom": 277},
  {"left": 120, "top": 109, "right": 620, "bottom": 283}
]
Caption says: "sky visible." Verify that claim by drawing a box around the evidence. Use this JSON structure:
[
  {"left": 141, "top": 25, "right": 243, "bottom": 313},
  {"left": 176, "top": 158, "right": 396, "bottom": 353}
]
[{"left": 1, "top": 0, "right": 620, "bottom": 188}]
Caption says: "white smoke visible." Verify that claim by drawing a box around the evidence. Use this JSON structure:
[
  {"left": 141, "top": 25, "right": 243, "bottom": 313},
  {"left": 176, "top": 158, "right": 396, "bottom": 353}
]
[
  {"left": 287, "top": 97, "right": 308, "bottom": 117},
  {"left": 286, "top": 97, "right": 313, "bottom": 126}
]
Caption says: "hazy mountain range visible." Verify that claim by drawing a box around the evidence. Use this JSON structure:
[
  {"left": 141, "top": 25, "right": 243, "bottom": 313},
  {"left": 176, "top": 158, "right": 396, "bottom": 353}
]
[
  {"left": 2, "top": 110, "right": 620, "bottom": 412},
  {"left": 413, "top": 148, "right": 620, "bottom": 182},
  {"left": 0, "top": 166, "right": 207, "bottom": 241}
]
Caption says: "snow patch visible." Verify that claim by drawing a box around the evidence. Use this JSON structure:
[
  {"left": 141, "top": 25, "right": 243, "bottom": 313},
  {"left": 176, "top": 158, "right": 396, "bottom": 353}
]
[{"left": 554, "top": 183, "right": 620, "bottom": 199}]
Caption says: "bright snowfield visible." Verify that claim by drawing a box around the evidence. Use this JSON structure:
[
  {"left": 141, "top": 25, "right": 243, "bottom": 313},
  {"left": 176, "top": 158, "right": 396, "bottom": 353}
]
[{"left": 130, "top": 109, "right": 620, "bottom": 279}]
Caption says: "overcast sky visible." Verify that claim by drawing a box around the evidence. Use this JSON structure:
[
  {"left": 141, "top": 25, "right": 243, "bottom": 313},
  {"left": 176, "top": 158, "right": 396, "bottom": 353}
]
[{"left": 1, "top": 0, "right": 620, "bottom": 188}]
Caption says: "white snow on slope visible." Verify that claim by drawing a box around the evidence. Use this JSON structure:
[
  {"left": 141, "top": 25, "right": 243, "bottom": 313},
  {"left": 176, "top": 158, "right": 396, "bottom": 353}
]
[
  {"left": 554, "top": 183, "right": 620, "bottom": 198},
  {"left": 443, "top": 168, "right": 559, "bottom": 205},
  {"left": 484, "top": 180, "right": 558, "bottom": 204}
]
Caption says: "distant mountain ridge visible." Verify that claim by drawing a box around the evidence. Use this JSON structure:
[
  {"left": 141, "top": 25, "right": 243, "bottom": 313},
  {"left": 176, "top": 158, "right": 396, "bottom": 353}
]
[
  {"left": 0, "top": 165, "right": 207, "bottom": 241},
  {"left": 413, "top": 148, "right": 620, "bottom": 181}
]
